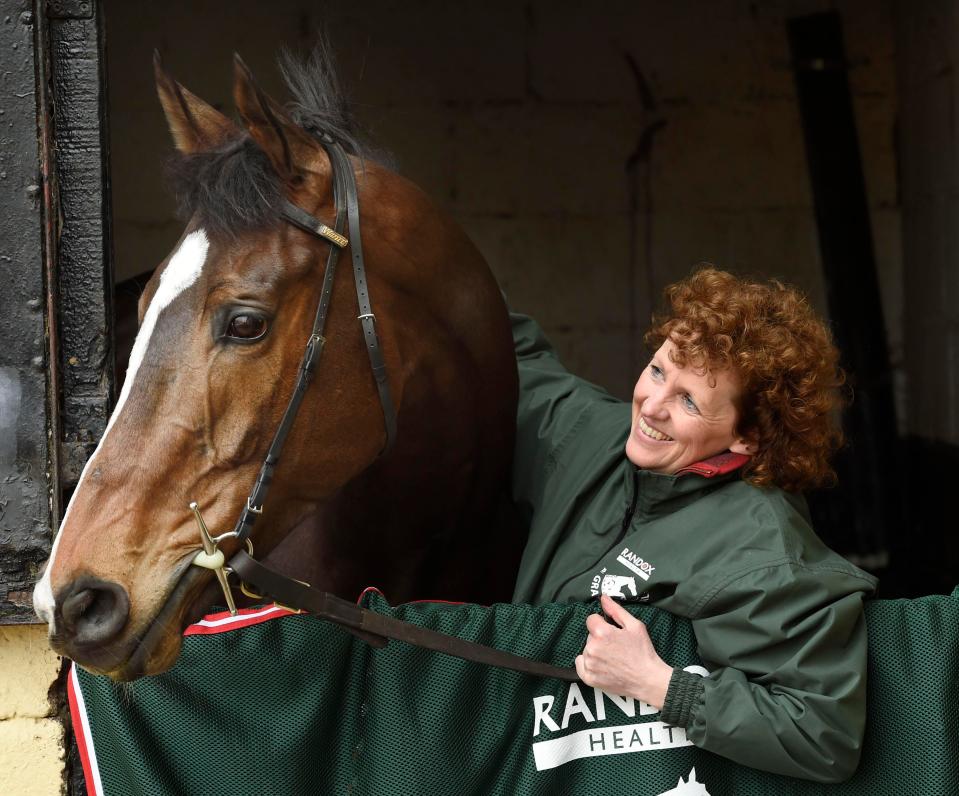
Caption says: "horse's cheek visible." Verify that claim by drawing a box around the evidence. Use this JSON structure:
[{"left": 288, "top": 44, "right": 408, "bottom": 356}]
[{"left": 208, "top": 397, "right": 264, "bottom": 467}]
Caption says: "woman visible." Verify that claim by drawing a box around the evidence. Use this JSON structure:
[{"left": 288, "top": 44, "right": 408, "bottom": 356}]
[{"left": 510, "top": 267, "right": 877, "bottom": 783}]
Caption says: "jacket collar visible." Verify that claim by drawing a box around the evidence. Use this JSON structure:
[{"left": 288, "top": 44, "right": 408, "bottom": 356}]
[
  {"left": 676, "top": 451, "right": 751, "bottom": 478},
  {"left": 622, "top": 451, "right": 750, "bottom": 520}
]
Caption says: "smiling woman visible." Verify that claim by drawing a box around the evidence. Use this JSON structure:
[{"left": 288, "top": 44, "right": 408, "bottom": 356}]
[
  {"left": 625, "top": 338, "right": 751, "bottom": 475},
  {"left": 641, "top": 268, "right": 846, "bottom": 490},
  {"left": 510, "top": 266, "right": 877, "bottom": 783}
]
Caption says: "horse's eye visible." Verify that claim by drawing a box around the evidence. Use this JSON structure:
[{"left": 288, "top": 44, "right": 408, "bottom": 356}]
[{"left": 225, "top": 314, "right": 268, "bottom": 341}]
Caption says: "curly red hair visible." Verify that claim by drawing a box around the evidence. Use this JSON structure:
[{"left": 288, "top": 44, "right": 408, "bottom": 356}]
[{"left": 645, "top": 266, "right": 846, "bottom": 492}]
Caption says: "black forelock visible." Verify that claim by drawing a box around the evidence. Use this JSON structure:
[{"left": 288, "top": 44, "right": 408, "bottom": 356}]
[
  {"left": 166, "top": 136, "right": 282, "bottom": 238},
  {"left": 165, "top": 39, "right": 386, "bottom": 239}
]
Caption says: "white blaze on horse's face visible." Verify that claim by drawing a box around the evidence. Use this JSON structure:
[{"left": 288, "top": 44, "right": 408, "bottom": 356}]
[{"left": 32, "top": 230, "right": 210, "bottom": 631}]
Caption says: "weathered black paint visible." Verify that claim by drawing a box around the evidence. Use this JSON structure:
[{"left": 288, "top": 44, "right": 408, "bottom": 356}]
[
  {"left": 0, "top": 1, "right": 51, "bottom": 623},
  {"left": 38, "top": 2, "right": 112, "bottom": 791},
  {"left": 49, "top": 0, "right": 114, "bottom": 488},
  {"left": 0, "top": 0, "right": 113, "bottom": 626},
  {"left": 788, "top": 12, "right": 901, "bottom": 565}
]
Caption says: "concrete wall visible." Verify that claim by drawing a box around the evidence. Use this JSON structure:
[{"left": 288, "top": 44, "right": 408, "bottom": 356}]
[
  {"left": 104, "top": 0, "right": 900, "bottom": 402},
  {"left": 897, "top": 0, "right": 959, "bottom": 444}
]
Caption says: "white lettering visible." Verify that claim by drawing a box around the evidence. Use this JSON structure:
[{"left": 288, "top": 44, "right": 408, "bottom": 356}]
[
  {"left": 560, "top": 683, "right": 595, "bottom": 729},
  {"left": 616, "top": 547, "right": 654, "bottom": 581},
  {"left": 532, "top": 695, "right": 560, "bottom": 737},
  {"left": 532, "top": 721, "right": 692, "bottom": 771},
  {"left": 593, "top": 688, "right": 637, "bottom": 722},
  {"left": 531, "top": 667, "right": 710, "bottom": 742}
]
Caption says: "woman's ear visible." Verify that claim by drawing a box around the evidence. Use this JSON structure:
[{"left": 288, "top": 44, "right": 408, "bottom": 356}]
[{"left": 729, "top": 433, "right": 759, "bottom": 457}]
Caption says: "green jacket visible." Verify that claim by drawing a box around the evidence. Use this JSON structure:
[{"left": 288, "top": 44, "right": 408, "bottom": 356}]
[{"left": 510, "top": 312, "right": 878, "bottom": 783}]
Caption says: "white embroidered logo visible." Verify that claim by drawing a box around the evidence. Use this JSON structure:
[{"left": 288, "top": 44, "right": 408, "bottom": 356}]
[
  {"left": 601, "top": 573, "right": 637, "bottom": 598},
  {"left": 590, "top": 567, "right": 649, "bottom": 601},
  {"left": 616, "top": 546, "right": 656, "bottom": 581}
]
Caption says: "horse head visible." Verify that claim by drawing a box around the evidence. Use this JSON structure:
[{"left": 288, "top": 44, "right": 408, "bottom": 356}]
[{"left": 33, "top": 50, "right": 519, "bottom": 680}]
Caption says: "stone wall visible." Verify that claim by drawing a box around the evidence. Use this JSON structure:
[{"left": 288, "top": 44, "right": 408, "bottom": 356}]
[{"left": 891, "top": 0, "right": 959, "bottom": 598}]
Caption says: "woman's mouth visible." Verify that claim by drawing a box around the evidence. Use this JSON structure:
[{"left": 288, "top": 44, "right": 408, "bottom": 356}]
[{"left": 638, "top": 416, "right": 674, "bottom": 442}]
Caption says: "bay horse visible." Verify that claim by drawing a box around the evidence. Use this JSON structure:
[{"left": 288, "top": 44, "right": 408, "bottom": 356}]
[{"left": 33, "top": 48, "right": 522, "bottom": 680}]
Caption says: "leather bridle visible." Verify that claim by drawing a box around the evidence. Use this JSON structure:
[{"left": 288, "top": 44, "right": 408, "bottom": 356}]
[
  {"left": 231, "top": 136, "right": 397, "bottom": 546},
  {"left": 189, "top": 136, "right": 577, "bottom": 683}
]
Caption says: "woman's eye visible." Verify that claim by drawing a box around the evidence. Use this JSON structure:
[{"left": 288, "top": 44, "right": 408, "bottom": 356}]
[
  {"left": 682, "top": 394, "right": 699, "bottom": 413},
  {"left": 650, "top": 364, "right": 663, "bottom": 379},
  {"left": 225, "top": 314, "right": 268, "bottom": 341}
]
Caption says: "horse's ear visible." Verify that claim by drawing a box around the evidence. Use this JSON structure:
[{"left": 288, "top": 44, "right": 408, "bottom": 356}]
[
  {"left": 232, "top": 53, "right": 318, "bottom": 184},
  {"left": 154, "top": 51, "right": 237, "bottom": 154}
]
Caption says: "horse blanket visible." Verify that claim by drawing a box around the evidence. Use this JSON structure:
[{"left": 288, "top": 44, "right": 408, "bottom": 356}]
[{"left": 69, "top": 588, "right": 959, "bottom": 795}]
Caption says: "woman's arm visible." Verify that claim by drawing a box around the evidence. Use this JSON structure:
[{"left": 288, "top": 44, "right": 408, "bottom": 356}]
[
  {"left": 510, "top": 311, "right": 618, "bottom": 513},
  {"left": 578, "top": 567, "right": 872, "bottom": 783},
  {"left": 664, "top": 566, "right": 872, "bottom": 783}
]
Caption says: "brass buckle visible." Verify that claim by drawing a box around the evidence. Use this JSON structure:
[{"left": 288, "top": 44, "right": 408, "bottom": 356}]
[
  {"left": 239, "top": 576, "right": 310, "bottom": 615},
  {"left": 272, "top": 578, "right": 311, "bottom": 615}
]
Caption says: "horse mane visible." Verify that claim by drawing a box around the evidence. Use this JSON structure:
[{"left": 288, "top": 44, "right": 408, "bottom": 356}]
[
  {"left": 277, "top": 40, "right": 367, "bottom": 156},
  {"left": 166, "top": 39, "right": 383, "bottom": 238}
]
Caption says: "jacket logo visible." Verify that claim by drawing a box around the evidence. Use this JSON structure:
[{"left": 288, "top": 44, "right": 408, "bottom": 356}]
[
  {"left": 601, "top": 573, "right": 637, "bottom": 598},
  {"left": 617, "top": 546, "right": 655, "bottom": 580},
  {"left": 590, "top": 567, "right": 650, "bottom": 600}
]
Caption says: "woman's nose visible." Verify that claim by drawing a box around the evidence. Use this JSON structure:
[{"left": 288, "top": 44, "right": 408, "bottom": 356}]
[{"left": 642, "top": 389, "right": 669, "bottom": 419}]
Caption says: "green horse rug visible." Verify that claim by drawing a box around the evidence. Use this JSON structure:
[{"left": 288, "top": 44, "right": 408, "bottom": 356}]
[{"left": 69, "top": 588, "right": 958, "bottom": 795}]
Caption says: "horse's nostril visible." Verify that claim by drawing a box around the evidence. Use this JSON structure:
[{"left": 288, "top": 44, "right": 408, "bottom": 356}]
[{"left": 59, "top": 579, "right": 130, "bottom": 647}]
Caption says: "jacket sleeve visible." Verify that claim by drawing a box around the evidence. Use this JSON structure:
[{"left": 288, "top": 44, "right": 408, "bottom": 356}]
[
  {"left": 659, "top": 564, "right": 873, "bottom": 783},
  {"left": 510, "top": 311, "right": 619, "bottom": 515}
]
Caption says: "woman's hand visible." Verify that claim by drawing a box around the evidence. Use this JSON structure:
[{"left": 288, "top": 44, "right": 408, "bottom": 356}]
[{"left": 575, "top": 594, "right": 674, "bottom": 709}]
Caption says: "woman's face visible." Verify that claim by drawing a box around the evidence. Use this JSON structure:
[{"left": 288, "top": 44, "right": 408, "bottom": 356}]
[{"left": 625, "top": 338, "right": 754, "bottom": 474}]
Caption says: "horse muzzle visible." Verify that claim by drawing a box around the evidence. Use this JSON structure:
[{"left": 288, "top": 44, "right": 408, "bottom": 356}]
[{"left": 50, "top": 576, "right": 131, "bottom": 671}]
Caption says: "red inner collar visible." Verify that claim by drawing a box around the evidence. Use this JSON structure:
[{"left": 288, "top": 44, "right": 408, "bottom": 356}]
[{"left": 676, "top": 451, "right": 751, "bottom": 478}]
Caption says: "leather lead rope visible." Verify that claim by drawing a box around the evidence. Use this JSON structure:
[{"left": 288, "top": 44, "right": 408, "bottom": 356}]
[{"left": 229, "top": 550, "right": 579, "bottom": 682}]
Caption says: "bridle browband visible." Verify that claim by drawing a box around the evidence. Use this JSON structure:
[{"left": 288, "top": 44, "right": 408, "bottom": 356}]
[{"left": 189, "top": 136, "right": 577, "bottom": 683}]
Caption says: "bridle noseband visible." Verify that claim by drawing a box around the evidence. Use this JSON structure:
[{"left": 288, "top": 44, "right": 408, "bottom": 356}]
[{"left": 188, "top": 136, "right": 577, "bottom": 683}]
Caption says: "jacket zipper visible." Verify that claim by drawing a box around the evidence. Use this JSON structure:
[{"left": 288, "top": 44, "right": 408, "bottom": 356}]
[
  {"left": 617, "top": 469, "right": 640, "bottom": 543},
  {"left": 550, "top": 470, "right": 640, "bottom": 601}
]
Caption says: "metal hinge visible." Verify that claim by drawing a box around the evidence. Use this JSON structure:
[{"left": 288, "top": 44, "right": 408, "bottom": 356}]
[{"left": 46, "top": 0, "right": 94, "bottom": 20}]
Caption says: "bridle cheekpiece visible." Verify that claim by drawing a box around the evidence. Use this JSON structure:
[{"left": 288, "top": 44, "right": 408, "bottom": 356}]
[{"left": 189, "top": 136, "right": 395, "bottom": 612}]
